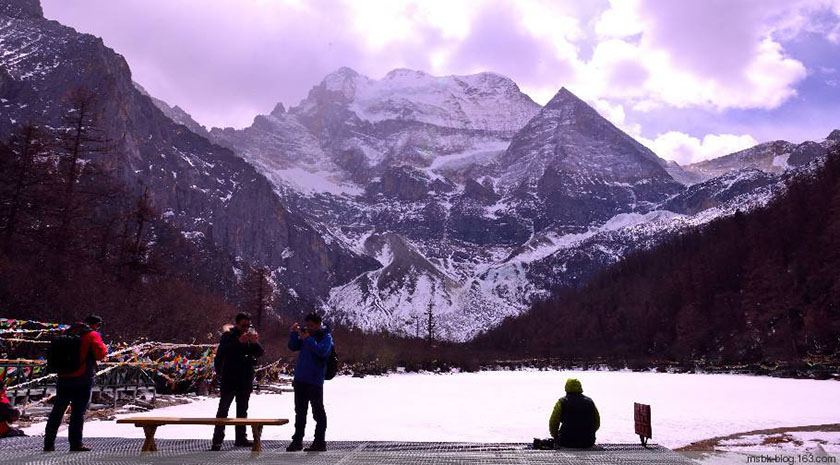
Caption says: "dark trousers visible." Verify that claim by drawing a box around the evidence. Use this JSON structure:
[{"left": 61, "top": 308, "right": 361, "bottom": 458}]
[
  {"left": 211, "top": 387, "right": 251, "bottom": 445},
  {"left": 292, "top": 381, "right": 326, "bottom": 444},
  {"left": 44, "top": 379, "right": 92, "bottom": 449}
]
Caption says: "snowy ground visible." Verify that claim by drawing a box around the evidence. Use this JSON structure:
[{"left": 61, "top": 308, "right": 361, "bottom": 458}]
[{"left": 25, "top": 370, "right": 840, "bottom": 449}]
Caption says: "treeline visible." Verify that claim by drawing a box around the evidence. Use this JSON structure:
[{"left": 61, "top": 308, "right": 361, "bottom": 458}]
[
  {"left": 0, "top": 88, "right": 236, "bottom": 343},
  {"left": 474, "top": 149, "right": 840, "bottom": 365}
]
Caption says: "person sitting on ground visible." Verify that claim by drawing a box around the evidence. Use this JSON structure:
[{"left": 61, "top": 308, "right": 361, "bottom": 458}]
[
  {"left": 549, "top": 378, "right": 600, "bottom": 448},
  {"left": 0, "top": 389, "right": 24, "bottom": 438}
]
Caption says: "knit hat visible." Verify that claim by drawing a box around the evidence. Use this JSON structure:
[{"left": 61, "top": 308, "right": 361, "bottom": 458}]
[{"left": 565, "top": 378, "right": 583, "bottom": 394}]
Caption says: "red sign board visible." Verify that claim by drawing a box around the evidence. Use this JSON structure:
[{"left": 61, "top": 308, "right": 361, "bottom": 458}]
[{"left": 634, "top": 403, "right": 652, "bottom": 440}]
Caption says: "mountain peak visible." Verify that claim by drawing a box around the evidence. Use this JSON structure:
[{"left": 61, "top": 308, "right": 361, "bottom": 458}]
[
  {"left": 544, "top": 87, "right": 586, "bottom": 109},
  {"left": 828, "top": 129, "right": 840, "bottom": 142},
  {"left": 384, "top": 68, "right": 428, "bottom": 80},
  {"left": 0, "top": 0, "right": 43, "bottom": 19},
  {"left": 326, "top": 66, "right": 360, "bottom": 80},
  {"left": 318, "top": 66, "right": 366, "bottom": 101},
  {"left": 270, "top": 102, "right": 286, "bottom": 117}
]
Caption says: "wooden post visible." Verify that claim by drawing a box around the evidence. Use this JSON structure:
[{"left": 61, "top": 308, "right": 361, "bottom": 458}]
[
  {"left": 141, "top": 425, "right": 158, "bottom": 452},
  {"left": 634, "top": 402, "right": 652, "bottom": 448},
  {"left": 251, "top": 425, "right": 263, "bottom": 453}
]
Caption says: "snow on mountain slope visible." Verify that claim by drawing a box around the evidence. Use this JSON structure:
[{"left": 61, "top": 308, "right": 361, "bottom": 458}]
[
  {"left": 211, "top": 104, "right": 361, "bottom": 196},
  {"left": 312, "top": 67, "right": 539, "bottom": 132},
  {"left": 684, "top": 134, "right": 838, "bottom": 181},
  {"left": 209, "top": 67, "right": 539, "bottom": 199}
]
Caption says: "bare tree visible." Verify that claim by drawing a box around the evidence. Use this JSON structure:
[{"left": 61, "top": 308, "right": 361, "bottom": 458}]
[
  {"left": 118, "top": 186, "right": 158, "bottom": 282},
  {"left": 426, "top": 297, "right": 435, "bottom": 344},
  {"left": 53, "top": 86, "right": 109, "bottom": 271},
  {"left": 0, "top": 123, "right": 49, "bottom": 252},
  {"left": 242, "top": 266, "right": 275, "bottom": 330}
]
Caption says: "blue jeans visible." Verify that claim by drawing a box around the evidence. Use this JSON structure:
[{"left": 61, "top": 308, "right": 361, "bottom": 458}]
[{"left": 44, "top": 378, "right": 92, "bottom": 449}]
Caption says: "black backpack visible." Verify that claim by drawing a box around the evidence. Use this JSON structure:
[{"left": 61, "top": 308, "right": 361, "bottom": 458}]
[
  {"left": 46, "top": 332, "right": 86, "bottom": 374},
  {"left": 325, "top": 346, "right": 339, "bottom": 381}
]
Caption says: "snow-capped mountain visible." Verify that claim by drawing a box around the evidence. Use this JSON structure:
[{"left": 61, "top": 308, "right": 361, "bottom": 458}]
[
  {"left": 203, "top": 66, "right": 840, "bottom": 341},
  {"left": 496, "top": 88, "right": 682, "bottom": 231},
  {"left": 313, "top": 67, "right": 539, "bottom": 132},
  {"left": 210, "top": 67, "right": 541, "bottom": 196}
]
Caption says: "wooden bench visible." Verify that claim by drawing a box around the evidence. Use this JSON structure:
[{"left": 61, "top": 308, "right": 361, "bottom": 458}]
[{"left": 116, "top": 417, "right": 289, "bottom": 453}]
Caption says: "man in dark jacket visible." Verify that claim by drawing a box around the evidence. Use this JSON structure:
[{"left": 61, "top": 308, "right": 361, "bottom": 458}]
[
  {"left": 211, "top": 312, "right": 264, "bottom": 451},
  {"left": 286, "top": 313, "right": 333, "bottom": 452},
  {"left": 549, "top": 378, "right": 600, "bottom": 448},
  {"left": 44, "top": 315, "right": 108, "bottom": 452}
]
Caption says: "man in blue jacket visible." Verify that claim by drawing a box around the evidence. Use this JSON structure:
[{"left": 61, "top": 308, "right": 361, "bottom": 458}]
[{"left": 286, "top": 313, "right": 333, "bottom": 452}]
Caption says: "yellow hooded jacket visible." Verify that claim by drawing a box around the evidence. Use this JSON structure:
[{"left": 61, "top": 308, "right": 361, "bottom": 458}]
[{"left": 549, "top": 378, "right": 600, "bottom": 440}]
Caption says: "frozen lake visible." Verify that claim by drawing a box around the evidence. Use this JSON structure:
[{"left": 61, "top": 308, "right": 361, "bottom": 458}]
[{"left": 26, "top": 370, "right": 840, "bottom": 448}]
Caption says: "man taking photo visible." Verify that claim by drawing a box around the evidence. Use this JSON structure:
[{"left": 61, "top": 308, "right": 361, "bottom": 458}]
[
  {"left": 286, "top": 313, "right": 333, "bottom": 452},
  {"left": 211, "top": 312, "right": 264, "bottom": 451}
]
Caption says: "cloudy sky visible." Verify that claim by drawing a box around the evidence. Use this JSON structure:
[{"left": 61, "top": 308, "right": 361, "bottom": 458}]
[{"left": 42, "top": 0, "right": 840, "bottom": 164}]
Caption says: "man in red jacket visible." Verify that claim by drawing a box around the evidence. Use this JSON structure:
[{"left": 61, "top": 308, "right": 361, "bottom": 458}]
[{"left": 43, "top": 315, "right": 108, "bottom": 452}]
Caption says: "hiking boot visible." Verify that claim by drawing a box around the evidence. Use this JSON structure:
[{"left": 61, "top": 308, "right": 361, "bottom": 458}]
[
  {"left": 210, "top": 443, "right": 222, "bottom": 451},
  {"left": 43, "top": 445, "right": 55, "bottom": 452},
  {"left": 70, "top": 445, "right": 91, "bottom": 452},
  {"left": 304, "top": 442, "right": 326, "bottom": 452},
  {"left": 285, "top": 442, "right": 303, "bottom": 452},
  {"left": 234, "top": 440, "right": 254, "bottom": 448}
]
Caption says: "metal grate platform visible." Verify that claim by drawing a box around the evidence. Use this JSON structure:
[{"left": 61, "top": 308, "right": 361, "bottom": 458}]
[{"left": 0, "top": 437, "right": 698, "bottom": 464}]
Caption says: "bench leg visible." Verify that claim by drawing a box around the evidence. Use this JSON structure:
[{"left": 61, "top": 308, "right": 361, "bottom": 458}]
[
  {"left": 251, "top": 425, "right": 263, "bottom": 453},
  {"left": 141, "top": 426, "right": 158, "bottom": 452}
]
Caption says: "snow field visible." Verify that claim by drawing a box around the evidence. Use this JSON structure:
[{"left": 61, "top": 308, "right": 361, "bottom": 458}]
[{"left": 25, "top": 370, "right": 840, "bottom": 449}]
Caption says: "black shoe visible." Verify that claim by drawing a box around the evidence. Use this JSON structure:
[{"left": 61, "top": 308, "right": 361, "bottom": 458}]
[
  {"left": 210, "top": 443, "right": 222, "bottom": 451},
  {"left": 285, "top": 442, "right": 303, "bottom": 452},
  {"left": 70, "top": 445, "right": 91, "bottom": 452},
  {"left": 43, "top": 445, "right": 55, "bottom": 452},
  {"left": 234, "top": 440, "right": 254, "bottom": 448},
  {"left": 304, "top": 442, "right": 326, "bottom": 452}
]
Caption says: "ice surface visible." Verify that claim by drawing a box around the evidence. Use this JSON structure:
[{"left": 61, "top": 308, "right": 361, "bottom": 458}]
[{"left": 25, "top": 371, "right": 840, "bottom": 449}]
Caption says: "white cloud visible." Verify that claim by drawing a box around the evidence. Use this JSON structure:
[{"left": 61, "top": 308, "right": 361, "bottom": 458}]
[
  {"left": 594, "top": 0, "right": 643, "bottom": 39},
  {"left": 641, "top": 132, "right": 759, "bottom": 165},
  {"left": 570, "top": 0, "right": 809, "bottom": 112},
  {"left": 829, "top": 22, "right": 840, "bottom": 43}
]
